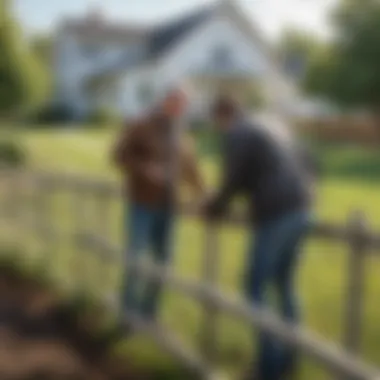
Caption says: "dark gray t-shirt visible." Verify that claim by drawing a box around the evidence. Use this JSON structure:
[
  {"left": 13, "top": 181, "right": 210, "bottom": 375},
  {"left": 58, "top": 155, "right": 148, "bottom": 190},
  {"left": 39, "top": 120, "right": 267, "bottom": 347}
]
[{"left": 209, "top": 117, "right": 317, "bottom": 223}]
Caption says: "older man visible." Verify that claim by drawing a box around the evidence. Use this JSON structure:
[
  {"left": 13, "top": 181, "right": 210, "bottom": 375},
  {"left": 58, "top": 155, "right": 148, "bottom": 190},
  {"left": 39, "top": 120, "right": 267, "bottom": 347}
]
[{"left": 113, "top": 87, "right": 204, "bottom": 320}]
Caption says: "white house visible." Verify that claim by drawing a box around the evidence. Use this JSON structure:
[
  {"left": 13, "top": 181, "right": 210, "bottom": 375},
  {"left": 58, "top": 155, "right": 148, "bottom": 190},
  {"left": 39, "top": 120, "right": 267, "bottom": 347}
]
[{"left": 53, "top": 0, "right": 298, "bottom": 120}]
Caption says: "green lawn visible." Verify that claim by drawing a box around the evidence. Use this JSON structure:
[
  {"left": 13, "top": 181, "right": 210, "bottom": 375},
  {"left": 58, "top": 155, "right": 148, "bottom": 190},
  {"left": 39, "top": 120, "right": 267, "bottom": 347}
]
[{"left": 5, "top": 128, "right": 380, "bottom": 378}]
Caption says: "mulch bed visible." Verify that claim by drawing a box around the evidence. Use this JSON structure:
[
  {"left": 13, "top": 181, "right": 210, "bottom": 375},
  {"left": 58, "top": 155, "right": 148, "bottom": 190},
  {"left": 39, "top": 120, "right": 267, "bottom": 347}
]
[{"left": 0, "top": 263, "right": 150, "bottom": 380}]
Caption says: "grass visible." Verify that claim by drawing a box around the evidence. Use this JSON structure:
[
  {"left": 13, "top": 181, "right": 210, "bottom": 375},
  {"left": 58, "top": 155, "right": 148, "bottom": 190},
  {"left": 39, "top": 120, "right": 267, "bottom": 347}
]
[{"left": 3, "top": 127, "right": 380, "bottom": 378}]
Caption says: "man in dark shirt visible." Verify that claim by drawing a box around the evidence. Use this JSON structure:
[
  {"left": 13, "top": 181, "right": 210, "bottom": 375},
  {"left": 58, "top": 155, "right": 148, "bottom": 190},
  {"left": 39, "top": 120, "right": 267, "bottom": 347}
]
[{"left": 204, "top": 96, "right": 317, "bottom": 380}]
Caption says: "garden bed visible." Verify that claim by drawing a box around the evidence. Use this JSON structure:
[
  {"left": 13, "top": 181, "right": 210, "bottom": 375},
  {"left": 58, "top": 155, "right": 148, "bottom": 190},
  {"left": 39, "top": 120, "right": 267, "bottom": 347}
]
[{"left": 0, "top": 251, "right": 191, "bottom": 380}]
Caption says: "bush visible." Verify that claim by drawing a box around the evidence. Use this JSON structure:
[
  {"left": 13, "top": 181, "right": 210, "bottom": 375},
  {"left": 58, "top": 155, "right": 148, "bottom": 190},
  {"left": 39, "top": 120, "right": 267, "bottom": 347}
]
[
  {"left": 0, "top": 139, "right": 27, "bottom": 167},
  {"left": 86, "top": 106, "right": 121, "bottom": 127},
  {"left": 29, "top": 102, "right": 73, "bottom": 125}
]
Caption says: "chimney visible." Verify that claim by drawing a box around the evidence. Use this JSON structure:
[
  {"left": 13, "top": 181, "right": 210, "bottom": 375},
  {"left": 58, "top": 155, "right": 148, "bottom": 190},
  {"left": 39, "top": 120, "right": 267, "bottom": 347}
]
[{"left": 86, "top": 3, "right": 104, "bottom": 25}]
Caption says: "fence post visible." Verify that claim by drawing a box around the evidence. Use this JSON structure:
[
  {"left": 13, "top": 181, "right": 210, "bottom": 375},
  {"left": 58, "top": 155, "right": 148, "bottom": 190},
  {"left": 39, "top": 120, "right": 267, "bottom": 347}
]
[
  {"left": 0, "top": 169, "right": 10, "bottom": 220},
  {"left": 94, "top": 186, "right": 113, "bottom": 302},
  {"left": 26, "top": 173, "right": 41, "bottom": 260},
  {"left": 36, "top": 175, "right": 54, "bottom": 268},
  {"left": 8, "top": 171, "right": 23, "bottom": 227},
  {"left": 344, "top": 210, "right": 368, "bottom": 355},
  {"left": 0, "top": 169, "right": 21, "bottom": 244},
  {"left": 12, "top": 171, "right": 27, "bottom": 250},
  {"left": 71, "top": 181, "right": 88, "bottom": 294},
  {"left": 200, "top": 221, "right": 220, "bottom": 364}
]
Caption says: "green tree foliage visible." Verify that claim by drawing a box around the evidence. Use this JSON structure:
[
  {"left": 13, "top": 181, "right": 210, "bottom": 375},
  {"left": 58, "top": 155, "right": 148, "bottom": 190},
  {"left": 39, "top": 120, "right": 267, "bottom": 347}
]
[
  {"left": 0, "top": 0, "right": 49, "bottom": 118},
  {"left": 87, "top": 105, "right": 122, "bottom": 128},
  {"left": 303, "top": 46, "right": 339, "bottom": 99},
  {"left": 0, "top": 139, "right": 26, "bottom": 167},
  {"left": 304, "top": 0, "right": 380, "bottom": 113},
  {"left": 277, "top": 28, "right": 323, "bottom": 83},
  {"left": 31, "top": 34, "right": 52, "bottom": 68}
]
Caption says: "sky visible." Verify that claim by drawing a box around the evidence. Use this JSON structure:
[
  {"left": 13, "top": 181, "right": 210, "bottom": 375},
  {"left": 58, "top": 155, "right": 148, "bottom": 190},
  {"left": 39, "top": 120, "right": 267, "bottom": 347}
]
[{"left": 13, "top": 0, "right": 338, "bottom": 41}]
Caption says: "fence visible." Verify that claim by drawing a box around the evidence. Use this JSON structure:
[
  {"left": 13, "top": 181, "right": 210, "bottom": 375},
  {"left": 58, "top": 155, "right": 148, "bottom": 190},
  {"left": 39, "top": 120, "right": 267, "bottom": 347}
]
[
  {"left": 1, "top": 169, "right": 380, "bottom": 380},
  {"left": 295, "top": 116, "right": 380, "bottom": 146}
]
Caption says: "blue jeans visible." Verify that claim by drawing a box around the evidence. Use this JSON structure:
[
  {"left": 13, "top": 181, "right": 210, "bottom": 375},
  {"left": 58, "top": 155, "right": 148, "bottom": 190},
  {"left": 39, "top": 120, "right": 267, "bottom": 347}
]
[
  {"left": 245, "top": 211, "right": 310, "bottom": 380},
  {"left": 121, "top": 203, "right": 173, "bottom": 319}
]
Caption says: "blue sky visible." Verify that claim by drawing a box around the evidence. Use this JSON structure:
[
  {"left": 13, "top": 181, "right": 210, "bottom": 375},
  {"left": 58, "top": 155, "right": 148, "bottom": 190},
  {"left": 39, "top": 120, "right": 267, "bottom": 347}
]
[{"left": 13, "top": 0, "right": 337, "bottom": 41}]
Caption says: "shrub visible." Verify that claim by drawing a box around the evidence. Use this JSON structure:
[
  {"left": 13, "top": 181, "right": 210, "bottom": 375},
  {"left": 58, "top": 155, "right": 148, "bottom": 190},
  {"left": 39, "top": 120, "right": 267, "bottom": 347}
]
[
  {"left": 0, "top": 139, "right": 27, "bottom": 168},
  {"left": 29, "top": 102, "right": 73, "bottom": 125},
  {"left": 86, "top": 106, "right": 121, "bottom": 127}
]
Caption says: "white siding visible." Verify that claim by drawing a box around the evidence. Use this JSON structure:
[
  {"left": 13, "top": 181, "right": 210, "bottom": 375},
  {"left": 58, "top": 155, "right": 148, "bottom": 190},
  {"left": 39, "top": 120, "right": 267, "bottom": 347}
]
[
  {"left": 54, "top": 11, "right": 296, "bottom": 119},
  {"left": 54, "top": 32, "right": 88, "bottom": 115},
  {"left": 153, "top": 15, "right": 296, "bottom": 113},
  {"left": 55, "top": 30, "right": 146, "bottom": 117},
  {"left": 156, "top": 16, "right": 270, "bottom": 87},
  {"left": 118, "top": 66, "right": 158, "bottom": 118},
  {"left": 119, "top": 15, "right": 288, "bottom": 119}
]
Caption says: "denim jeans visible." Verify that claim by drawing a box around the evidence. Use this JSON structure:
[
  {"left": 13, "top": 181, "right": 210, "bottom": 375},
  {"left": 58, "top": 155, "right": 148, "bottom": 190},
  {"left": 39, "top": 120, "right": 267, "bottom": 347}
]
[
  {"left": 245, "top": 211, "right": 310, "bottom": 380},
  {"left": 121, "top": 202, "right": 173, "bottom": 319}
]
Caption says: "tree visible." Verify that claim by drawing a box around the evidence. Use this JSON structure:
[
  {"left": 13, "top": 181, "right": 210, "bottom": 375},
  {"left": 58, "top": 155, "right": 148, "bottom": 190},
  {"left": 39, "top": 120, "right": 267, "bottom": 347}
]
[
  {"left": 303, "top": 45, "right": 338, "bottom": 99},
  {"left": 29, "top": 34, "right": 53, "bottom": 105},
  {"left": 0, "top": 0, "right": 26, "bottom": 115},
  {"left": 31, "top": 34, "right": 53, "bottom": 68},
  {"left": 0, "top": 0, "right": 49, "bottom": 118},
  {"left": 304, "top": 0, "right": 380, "bottom": 117},
  {"left": 277, "top": 28, "right": 323, "bottom": 84}
]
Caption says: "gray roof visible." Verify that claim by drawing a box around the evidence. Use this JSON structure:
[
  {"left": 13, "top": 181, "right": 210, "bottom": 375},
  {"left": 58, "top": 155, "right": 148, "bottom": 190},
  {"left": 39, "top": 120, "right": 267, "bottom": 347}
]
[
  {"left": 88, "top": 4, "right": 216, "bottom": 77},
  {"left": 62, "top": 19, "right": 150, "bottom": 44},
  {"left": 64, "top": 3, "right": 215, "bottom": 58},
  {"left": 83, "top": 0, "right": 293, "bottom": 94},
  {"left": 147, "top": 5, "right": 215, "bottom": 59}
]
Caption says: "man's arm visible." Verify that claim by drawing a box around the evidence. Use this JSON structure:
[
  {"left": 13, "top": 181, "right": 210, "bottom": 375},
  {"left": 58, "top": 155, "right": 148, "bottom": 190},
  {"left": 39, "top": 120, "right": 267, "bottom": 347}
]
[
  {"left": 112, "top": 122, "right": 135, "bottom": 171},
  {"left": 112, "top": 122, "right": 152, "bottom": 178},
  {"left": 205, "top": 132, "right": 247, "bottom": 218}
]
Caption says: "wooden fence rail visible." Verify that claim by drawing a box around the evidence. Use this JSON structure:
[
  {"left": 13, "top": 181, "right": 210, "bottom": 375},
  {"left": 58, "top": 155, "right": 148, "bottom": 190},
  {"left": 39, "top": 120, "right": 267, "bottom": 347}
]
[
  {"left": 1, "top": 169, "right": 380, "bottom": 380},
  {"left": 83, "top": 234, "right": 380, "bottom": 380}
]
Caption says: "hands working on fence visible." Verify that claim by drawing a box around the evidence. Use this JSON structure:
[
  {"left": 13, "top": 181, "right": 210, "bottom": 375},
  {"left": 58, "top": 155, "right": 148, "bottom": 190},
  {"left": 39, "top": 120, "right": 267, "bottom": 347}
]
[{"left": 112, "top": 87, "right": 317, "bottom": 380}]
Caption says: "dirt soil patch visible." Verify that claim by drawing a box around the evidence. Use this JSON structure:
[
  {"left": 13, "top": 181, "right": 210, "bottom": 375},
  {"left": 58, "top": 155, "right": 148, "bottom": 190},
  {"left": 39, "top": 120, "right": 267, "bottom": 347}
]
[{"left": 0, "top": 266, "right": 151, "bottom": 380}]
